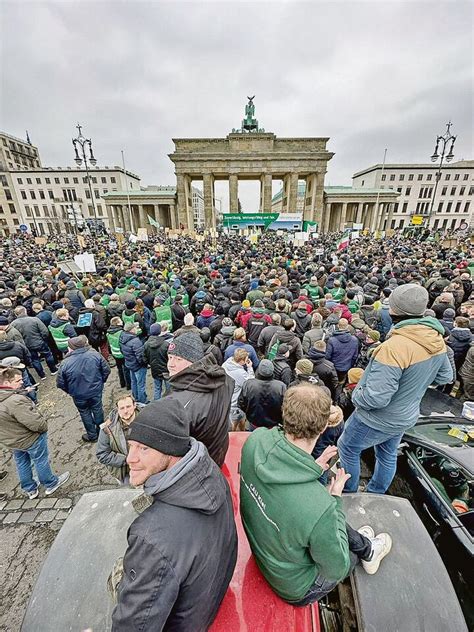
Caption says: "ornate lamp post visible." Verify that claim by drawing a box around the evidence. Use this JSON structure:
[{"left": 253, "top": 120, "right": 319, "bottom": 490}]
[
  {"left": 72, "top": 123, "right": 98, "bottom": 228},
  {"left": 428, "top": 122, "right": 456, "bottom": 219}
]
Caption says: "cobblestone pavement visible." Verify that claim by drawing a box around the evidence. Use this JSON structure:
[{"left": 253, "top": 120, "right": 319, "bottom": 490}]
[{"left": 0, "top": 363, "right": 152, "bottom": 632}]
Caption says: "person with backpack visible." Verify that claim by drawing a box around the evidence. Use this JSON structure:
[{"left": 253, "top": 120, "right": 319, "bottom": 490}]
[
  {"left": 245, "top": 300, "right": 271, "bottom": 349},
  {"left": 107, "top": 317, "right": 130, "bottom": 390},
  {"left": 144, "top": 323, "right": 174, "bottom": 400},
  {"left": 64, "top": 280, "right": 85, "bottom": 310},
  {"left": 48, "top": 308, "right": 77, "bottom": 358},
  {"left": 238, "top": 359, "right": 286, "bottom": 430},
  {"left": 359, "top": 297, "right": 379, "bottom": 330},
  {"left": 291, "top": 302, "right": 312, "bottom": 340},
  {"left": 355, "top": 330, "right": 381, "bottom": 370},
  {"left": 214, "top": 317, "right": 237, "bottom": 355},
  {"left": 75, "top": 299, "right": 107, "bottom": 353},
  {"left": 267, "top": 318, "right": 303, "bottom": 369},
  {"left": 272, "top": 343, "right": 293, "bottom": 387}
]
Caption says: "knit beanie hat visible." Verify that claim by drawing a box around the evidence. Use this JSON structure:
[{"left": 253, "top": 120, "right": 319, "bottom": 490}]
[
  {"left": 129, "top": 399, "right": 191, "bottom": 456},
  {"left": 68, "top": 335, "right": 89, "bottom": 350},
  {"left": 366, "top": 329, "right": 380, "bottom": 342},
  {"left": 257, "top": 359, "right": 274, "bottom": 378},
  {"left": 242, "top": 299, "right": 251, "bottom": 308},
  {"left": 168, "top": 332, "right": 204, "bottom": 364},
  {"left": 149, "top": 323, "right": 162, "bottom": 336},
  {"left": 351, "top": 318, "right": 366, "bottom": 330},
  {"left": 296, "top": 359, "right": 313, "bottom": 375},
  {"left": 348, "top": 367, "right": 364, "bottom": 384},
  {"left": 389, "top": 284, "right": 428, "bottom": 317}
]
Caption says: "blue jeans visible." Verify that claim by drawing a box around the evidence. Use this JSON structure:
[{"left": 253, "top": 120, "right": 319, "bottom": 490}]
[
  {"left": 130, "top": 367, "right": 148, "bottom": 403},
  {"left": 338, "top": 412, "right": 404, "bottom": 494},
  {"left": 153, "top": 377, "right": 169, "bottom": 400},
  {"left": 30, "top": 344, "right": 57, "bottom": 379},
  {"left": 73, "top": 393, "right": 104, "bottom": 439},
  {"left": 12, "top": 432, "right": 58, "bottom": 493}
]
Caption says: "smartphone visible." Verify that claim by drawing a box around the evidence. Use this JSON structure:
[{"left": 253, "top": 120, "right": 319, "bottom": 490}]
[
  {"left": 329, "top": 458, "right": 341, "bottom": 476},
  {"left": 327, "top": 453, "right": 339, "bottom": 470}
]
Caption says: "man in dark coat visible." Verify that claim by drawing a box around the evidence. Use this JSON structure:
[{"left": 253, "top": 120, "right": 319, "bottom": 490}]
[
  {"left": 166, "top": 333, "right": 233, "bottom": 467},
  {"left": 112, "top": 398, "right": 237, "bottom": 632},
  {"left": 238, "top": 359, "right": 286, "bottom": 430},
  {"left": 13, "top": 306, "right": 58, "bottom": 379},
  {"left": 326, "top": 319, "right": 359, "bottom": 383},
  {"left": 57, "top": 335, "right": 110, "bottom": 442},
  {"left": 144, "top": 323, "right": 174, "bottom": 400},
  {"left": 120, "top": 322, "right": 148, "bottom": 404},
  {"left": 306, "top": 340, "right": 339, "bottom": 400}
]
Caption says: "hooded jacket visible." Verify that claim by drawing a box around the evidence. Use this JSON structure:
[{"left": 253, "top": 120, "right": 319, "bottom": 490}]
[
  {"left": 290, "top": 308, "right": 312, "bottom": 339},
  {"left": 238, "top": 374, "right": 286, "bottom": 428},
  {"left": 272, "top": 352, "right": 293, "bottom": 386},
  {"left": 302, "top": 327, "right": 324, "bottom": 354},
  {"left": 167, "top": 354, "right": 234, "bottom": 466},
  {"left": 106, "top": 300, "right": 125, "bottom": 321},
  {"left": 306, "top": 348, "right": 339, "bottom": 400},
  {"left": 0, "top": 339, "right": 31, "bottom": 367},
  {"left": 12, "top": 315, "right": 50, "bottom": 351},
  {"left": 119, "top": 331, "right": 146, "bottom": 372},
  {"left": 57, "top": 346, "right": 111, "bottom": 400},
  {"left": 447, "top": 328, "right": 473, "bottom": 364},
  {"left": 0, "top": 324, "right": 24, "bottom": 343},
  {"left": 257, "top": 324, "right": 283, "bottom": 354},
  {"left": 326, "top": 330, "right": 359, "bottom": 372},
  {"left": 214, "top": 324, "right": 237, "bottom": 352},
  {"left": 267, "top": 329, "right": 303, "bottom": 369},
  {"left": 196, "top": 308, "right": 216, "bottom": 329},
  {"left": 240, "top": 427, "right": 350, "bottom": 602},
  {"left": 144, "top": 332, "right": 174, "bottom": 378},
  {"left": 245, "top": 310, "right": 271, "bottom": 347},
  {"left": 0, "top": 388, "right": 48, "bottom": 450},
  {"left": 112, "top": 439, "right": 237, "bottom": 632},
  {"left": 353, "top": 317, "right": 453, "bottom": 432},
  {"left": 222, "top": 357, "right": 254, "bottom": 411}
]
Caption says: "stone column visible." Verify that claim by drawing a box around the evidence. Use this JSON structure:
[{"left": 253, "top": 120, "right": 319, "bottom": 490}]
[
  {"left": 339, "top": 202, "right": 348, "bottom": 231},
  {"left": 385, "top": 203, "right": 394, "bottom": 231},
  {"left": 370, "top": 202, "right": 380, "bottom": 232},
  {"left": 138, "top": 205, "right": 147, "bottom": 230},
  {"left": 153, "top": 205, "right": 160, "bottom": 229},
  {"left": 378, "top": 203, "right": 386, "bottom": 231},
  {"left": 122, "top": 205, "right": 131, "bottom": 233},
  {"left": 203, "top": 173, "right": 216, "bottom": 230},
  {"left": 229, "top": 175, "right": 239, "bottom": 213},
  {"left": 169, "top": 204, "right": 177, "bottom": 229},
  {"left": 356, "top": 203, "right": 364, "bottom": 224},
  {"left": 106, "top": 205, "right": 115, "bottom": 232},
  {"left": 287, "top": 172, "right": 299, "bottom": 213},
  {"left": 314, "top": 172, "right": 326, "bottom": 227},
  {"left": 176, "top": 174, "right": 191, "bottom": 229},
  {"left": 303, "top": 173, "right": 317, "bottom": 222},
  {"left": 259, "top": 173, "right": 272, "bottom": 214},
  {"left": 323, "top": 203, "right": 331, "bottom": 233}
]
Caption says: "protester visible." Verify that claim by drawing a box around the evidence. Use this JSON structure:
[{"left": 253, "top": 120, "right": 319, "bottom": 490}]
[
  {"left": 307, "top": 339, "right": 339, "bottom": 399},
  {"left": 222, "top": 348, "right": 255, "bottom": 429},
  {"left": 48, "top": 308, "right": 77, "bottom": 357},
  {"left": 144, "top": 322, "right": 173, "bottom": 400},
  {"left": 106, "top": 317, "right": 130, "bottom": 390},
  {"left": 302, "top": 313, "right": 324, "bottom": 353},
  {"left": 119, "top": 322, "right": 148, "bottom": 404},
  {"left": 224, "top": 327, "right": 259, "bottom": 370},
  {"left": 96, "top": 394, "right": 145, "bottom": 484},
  {"left": 57, "top": 335, "right": 111, "bottom": 442},
  {"left": 111, "top": 398, "right": 237, "bottom": 631},
  {"left": 326, "top": 318, "right": 359, "bottom": 384},
  {"left": 240, "top": 384, "right": 392, "bottom": 606},
  {"left": 13, "top": 306, "right": 58, "bottom": 379},
  {"left": 0, "top": 366, "right": 69, "bottom": 498},
  {"left": 238, "top": 359, "right": 286, "bottom": 430}
]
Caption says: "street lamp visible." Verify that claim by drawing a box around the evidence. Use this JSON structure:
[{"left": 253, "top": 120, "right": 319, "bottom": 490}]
[
  {"left": 428, "top": 121, "right": 456, "bottom": 220},
  {"left": 72, "top": 123, "right": 98, "bottom": 230}
]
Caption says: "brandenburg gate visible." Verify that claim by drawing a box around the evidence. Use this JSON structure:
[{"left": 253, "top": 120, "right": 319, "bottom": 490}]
[{"left": 169, "top": 97, "right": 334, "bottom": 230}]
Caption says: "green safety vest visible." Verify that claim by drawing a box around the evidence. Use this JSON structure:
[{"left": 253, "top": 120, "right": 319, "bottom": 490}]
[
  {"left": 122, "top": 312, "right": 142, "bottom": 335},
  {"left": 106, "top": 330, "right": 124, "bottom": 359},
  {"left": 48, "top": 322, "right": 69, "bottom": 351},
  {"left": 154, "top": 305, "right": 173, "bottom": 331},
  {"left": 170, "top": 288, "right": 189, "bottom": 307}
]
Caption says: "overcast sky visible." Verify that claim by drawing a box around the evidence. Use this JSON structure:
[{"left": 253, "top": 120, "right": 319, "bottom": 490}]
[{"left": 1, "top": 0, "right": 473, "bottom": 212}]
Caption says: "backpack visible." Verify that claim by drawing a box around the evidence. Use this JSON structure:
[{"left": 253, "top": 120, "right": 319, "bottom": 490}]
[
  {"left": 322, "top": 321, "right": 336, "bottom": 341},
  {"left": 216, "top": 333, "right": 232, "bottom": 352},
  {"left": 267, "top": 340, "right": 280, "bottom": 361}
]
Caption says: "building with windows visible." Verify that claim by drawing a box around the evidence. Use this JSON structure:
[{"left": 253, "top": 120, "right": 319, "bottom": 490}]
[
  {"left": 192, "top": 186, "right": 205, "bottom": 228},
  {"left": 352, "top": 160, "right": 473, "bottom": 230},
  {"left": 0, "top": 131, "right": 42, "bottom": 171}
]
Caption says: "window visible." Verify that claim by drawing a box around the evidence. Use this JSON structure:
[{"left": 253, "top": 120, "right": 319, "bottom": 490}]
[
  {"left": 381, "top": 174, "right": 386, "bottom": 181},
  {"left": 54, "top": 177, "right": 60, "bottom": 184},
  {"left": 85, "top": 189, "right": 91, "bottom": 199},
  {"left": 446, "top": 202, "right": 452, "bottom": 213},
  {"left": 463, "top": 174, "right": 469, "bottom": 181},
  {"left": 8, "top": 203, "right": 16, "bottom": 214},
  {"left": 43, "top": 205, "right": 50, "bottom": 217},
  {"left": 427, "top": 174, "right": 432, "bottom": 181},
  {"left": 450, "top": 187, "right": 456, "bottom": 196},
  {"left": 27, "top": 178, "right": 32, "bottom": 184},
  {"left": 402, "top": 202, "right": 408, "bottom": 213},
  {"left": 73, "top": 177, "right": 79, "bottom": 184},
  {"left": 454, "top": 174, "right": 460, "bottom": 180},
  {"left": 29, "top": 190, "right": 36, "bottom": 200},
  {"left": 445, "top": 173, "right": 450, "bottom": 180},
  {"left": 390, "top": 174, "right": 395, "bottom": 181},
  {"left": 64, "top": 177, "right": 69, "bottom": 184},
  {"left": 21, "top": 190, "right": 27, "bottom": 199},
  {"left": 394, "top": 203, "right": 399, "bottom": 213},
  {"left": 36, "top": 178, "right": 41, "bottom": 184},
  {"left": 13, "top": 218, "right": 19, "bottom": 226},
  {"left": 94, "top": 189, "right": 100, "bottom": 199},
  {"left": 101, "top": 177, "right": 106, "bottom": 184},
  {"left": 39, "top": 190, "right": 45, "bottom": 199},
  {"left": 48, "top": 190, "right": 54, "bottom": 199},
  {"left": 408, "top": 174, "right": 414, "bottom": 181},
  {"left": 361, "top": 179, "right": 365, "bottom": 186},
  {"left": 5, "top": 189, "right": 12, "bottom": 200},
  {"left": 417, "top": 174, "right": 423, "bottom": 181},
  {"left": 460, "top": 187, "right": 465, "bottom": 196},
  {"left": 45, "top": 177, "right": 51, "bottom": 184},
  {"left": 97, "top": 205, "right": 103, "bottom": 216},
  {"left": 405, "top": 186, "right": 411, "bottom": 195},
  {"left": 465, "top": 202, "right": 470, "bottom": 213},
  {"left": 17, "top": 178, "right": 23, "bottom": 184},
  {"left": 34, "top": 205, "right": 40, "bottom": 217},
  {"left": 397, "top": 187, "right": 402, "bottom": 193},
  {"left": 83, "top": 177, "right": 88, "bottom": 184},
  {"left": 441, "top": 187, "right": 447, "bottom": 196},
  {"left": 110, "top": 177, "right": 116, "bottom": 183},
  {"left": 91, "top": 177, "right": 97, "bottom": 184},
  {"left": 399, "top": 174, "right": 404, "bottom": 181},
  {"left": 455, "top": 202, "right": 461, "bottom": 213},
  {"left": 25, "top": 205, "right": 32, "bottom": 217},
  {"left": 469, "top": 187, "right": 474, "bottom": 196},
  {"left": 103, "top": 189, "right": 108, "bottom": 194}
]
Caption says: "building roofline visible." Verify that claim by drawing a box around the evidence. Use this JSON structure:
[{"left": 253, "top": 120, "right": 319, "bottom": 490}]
[
  {"left": 353, "top": 160, "right": 474, "bottom": 178},
  {"left": 5, "top": 166, "right": 140, "bottom": 179},
  {"left": 0, "top": 130, "right": 39, "bottom": 148}
]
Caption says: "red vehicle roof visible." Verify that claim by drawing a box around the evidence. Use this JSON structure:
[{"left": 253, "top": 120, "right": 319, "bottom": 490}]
[{"left": 210, "top": 432, "right": 320, "bottom": 632}]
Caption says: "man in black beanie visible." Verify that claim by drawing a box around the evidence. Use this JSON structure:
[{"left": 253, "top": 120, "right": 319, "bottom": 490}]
[
  {"left": 112, "top": 398, "right": 237, "bottom": 632},
  {"left": 166, "top": 332, "right": 234, "bottom": 467}
]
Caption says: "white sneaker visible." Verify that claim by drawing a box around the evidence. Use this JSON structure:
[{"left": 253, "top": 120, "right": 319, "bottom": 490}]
[
  {"left": 362, "top": 533, "right": 392, "bottom": 575},
  {"left": 45, "top": 471, "right": 70, "bottom": 495},
  {"left": 50, "top": 370, "right": 58, "bottom": 376},
  {"left": 358, "top": 525, "right": 375, "bottom": 540},
  {"left": 26, "top": 488, "right": 39, "bottom": 500}
]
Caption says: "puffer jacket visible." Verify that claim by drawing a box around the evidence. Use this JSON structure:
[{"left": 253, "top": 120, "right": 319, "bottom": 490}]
[
  {"left": 222, "top": 357, "right": 254, "bottom": 411},
  {"left": 307, "top": 348, "right": 339, "bottom": 399},
  {"left": 245, "top": 310, "right": 271, "bottom": 347},
  {"left": 119, "top": 331, "right": 146, "bottom": 371},
  {"left": 166, "top": 354, "right": 234, "bottom": 466},
  {"left": 57, "top": 347, "right": 110, "bottom": 400},
  {"left": 447, "top": 328, "right": 473, "bottom": 365},
  {"left": 0, "top": 388, "right": 48, "bottom": 450},
  {"left": 0, "top": 339, "right": 31, "bottom": 366},
  {"left": 238, "top": 374, "right": 286, "bottom": 428},
  {"left": 326, "top": 330, "right": 359, "bottom": 372},
  {"left": 272, "top": 353, "right": 293, "bottom": 386},
  {"left": 291, "top": 308, "right": 312, "bottom": 339},
  {"left": 144, "top": 332, "right": 173, "bottom": 378},
  {"left": 12, "top": 315, "right": 49, "bottom": 351}
]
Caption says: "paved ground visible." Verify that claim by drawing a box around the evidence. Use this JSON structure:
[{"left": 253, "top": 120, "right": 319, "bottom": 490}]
[{"left": 0, "top": 363, "right": 144, "bottom": 632}]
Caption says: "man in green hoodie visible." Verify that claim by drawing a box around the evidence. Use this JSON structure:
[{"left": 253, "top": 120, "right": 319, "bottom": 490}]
[{"left": 240, "top": 384, "right": 392, "bottom": 605}]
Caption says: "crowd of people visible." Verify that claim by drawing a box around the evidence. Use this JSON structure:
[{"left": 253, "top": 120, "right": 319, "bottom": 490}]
[{"left": 0, "top": 227, "right": 473, "bottom": 629}]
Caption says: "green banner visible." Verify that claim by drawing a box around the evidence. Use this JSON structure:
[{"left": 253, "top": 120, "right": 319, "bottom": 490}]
[{"left": 223, "top": 213, "right": 279, "bottom": 229}]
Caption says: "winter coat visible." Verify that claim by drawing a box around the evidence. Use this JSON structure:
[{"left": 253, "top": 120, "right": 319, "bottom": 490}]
[
  {"left": 257, "top": 324, "right": 283, "bottom": 355},
  {"left": 352, "top": 317, "right": 453, "bottom": 433},
  {"left": 144, "top": 332, "right": 173, "bottom": 379},
  {"left": 377, "top": 302, "right": 392, "bottom": 340},
  {"left": 57, "top": 347, "right": 110, "bottom": 400},
  {"left": 272, "top": 354, "right": 293, "bottom": 387},
  {"left": 224, "top": 341, "right": 259, "bottom": 370},
  {"left": 0, "top": 324, "right": 24, "bottom": 343},
  {"left": 106, "top": 300, "right": 125, "bottom": 322},
  {"left": 171, "top": 302, "right": 187, "bottom": 331},
  {"left": 196, "top": 309, "right": 216, "bottom": 329},
  {"left": 48, "top": 317, "right": 77, "bottom": 346},
  {"left": 0, "top": 339, "right": 31, "bottom": 366},
  {"left": 64, "top": 286, "right": 86, "bottom": 309},
  {"left": 222, "top": 357, "right": 254, "bottom": 412},
  {"left": 0, "top": 388, "right": 48, "bottom": 450},
  {"left": 267, "top": 329, "right": 303, "bottom": 369},
  {"left": 359, "top": 305, "right": 379, "bottom": 330},
  {"left": 119, "top": 331, "right": 146, "bottom": 372},
  {"left": 75, "top": 308, "right": 107, "bottom": 346},
  {"left": 112, "top": 439, "right": 237, "bottom": 632},
  {"left": 202, "top": 342, "right": 223, "bottom": 366},
  {"left": 447, "top": 328, "right": 473, "bottom": 366},
  {"left": 238, "top": 375, "right": 286, "bottom": 428},
  {"left": 302, "top": 327, "right": 324, "bottom": 354},
  {"left": 214, "top": 325, "right": 237, "bottom": 353},
  {"left": 460, "top": 343, "right": 474, "bottom": 400},
  {"left": 245, "top": 311, "right": 271, "bottom": 347},
  {"left": 326, "top": 331, "right": 359, "bottom": 372},
  {"left": 166, "top": 354, "right": 234, "bottom": 467},
  {"left": 438, "top": 316, "right": 455, "bottom": 335},
  {"left": 35, "top": 310, "right": 53, "bottom": 327},
  {"left": 306, "top": 348, "right": 339, "bottom": 400},
  {"left": 290, "top": 308, "right": 312, "bottom": 339},
  {"left": 12, "top": 315, "right": 50, "bottom": 351}
]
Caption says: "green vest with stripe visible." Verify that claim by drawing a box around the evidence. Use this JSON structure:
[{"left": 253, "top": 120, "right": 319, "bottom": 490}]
[
  {"left": 154, "top": 305, "right": 173, "bottom": 331},
  {"left": 122, "top": 312, "right": 142, "bottom": 336},
  {"left": 170, "top": 288, "right": 189, "bottom": 307},
  {"left": 49, "top": 323, "right": 69, "bottom": 351},
  {"left": 106, "top": 330, "right": 124, "bottom": 359}
]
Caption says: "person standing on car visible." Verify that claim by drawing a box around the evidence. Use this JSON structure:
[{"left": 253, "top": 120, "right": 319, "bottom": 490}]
[
  {"left": 338, "top": 284, "right": 454, "bottom": 494},
  {"left": 111, "top": 398, "right": 237, "bottom": 632}
]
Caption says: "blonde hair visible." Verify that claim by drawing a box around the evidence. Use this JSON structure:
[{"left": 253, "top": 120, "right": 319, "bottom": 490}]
[
  {"left": 234, "top": 327, "right": 246, "bottom": 341},
  {"left": 233, "top": 348, "right": 248, "bottom": 363},
  {"left": 282, "top": 385, "right": 331, "bottom": 439}
]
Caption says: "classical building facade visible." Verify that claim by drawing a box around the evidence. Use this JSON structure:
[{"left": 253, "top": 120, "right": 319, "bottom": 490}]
[
  {"left": 352, "top": 160, "right": 473, "bottom": 230},
  {"left": 272, "top": 184, "right": 399, "bottom": 231},
  {"left": 102, "top": 186, "right": 177, "bottom": 232}
]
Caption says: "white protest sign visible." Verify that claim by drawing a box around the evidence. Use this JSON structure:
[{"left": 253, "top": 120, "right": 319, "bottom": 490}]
[{"left": 74, "top": 252, "right": 96, "bottom": 273}]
